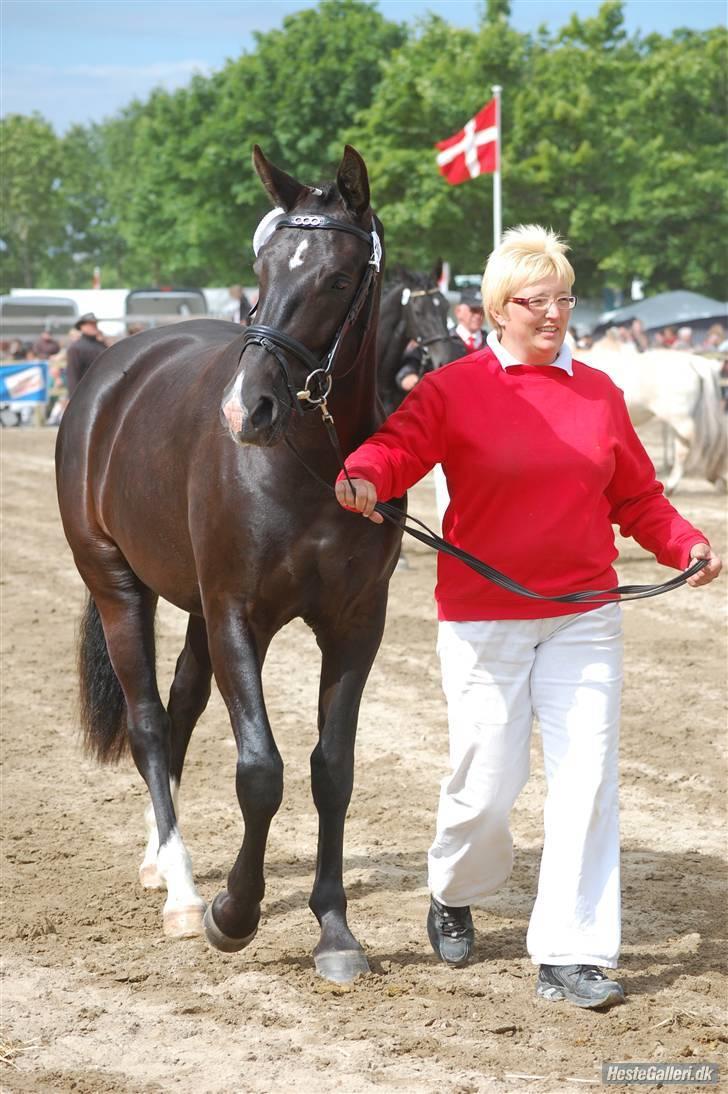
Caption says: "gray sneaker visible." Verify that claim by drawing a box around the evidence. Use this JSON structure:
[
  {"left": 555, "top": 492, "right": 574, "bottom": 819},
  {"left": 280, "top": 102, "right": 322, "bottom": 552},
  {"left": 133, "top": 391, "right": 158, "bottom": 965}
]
[
  {"left": 427, "top": 896, "right": 474, "bottom": 967},
  {"left": 536, "top": 964, "right": 625, "bottom": 1009}
]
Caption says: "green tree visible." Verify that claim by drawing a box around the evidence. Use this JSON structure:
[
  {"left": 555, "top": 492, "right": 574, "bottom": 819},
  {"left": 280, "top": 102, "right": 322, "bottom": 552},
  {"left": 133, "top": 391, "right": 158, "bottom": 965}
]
[
  {"left": 505, "top": 1, "right": 642, "bottom": 293},
  {"left": 346, "top": 13, "right": 529, "bottom": 275},
  {"left": 507, "top": 7, "right": 727, "bottom": 297},
  {"left": 49, "top": 123, "right": 127, "bottom": 286},
  {"left": 99, "top": 0, "right": 406, "bottom": 285},
  {"left": 599, "top": 27, "right": 728, "bottom": 297},
  {"left": 0, "top": 114, "right": 64, "bottom": 289}
]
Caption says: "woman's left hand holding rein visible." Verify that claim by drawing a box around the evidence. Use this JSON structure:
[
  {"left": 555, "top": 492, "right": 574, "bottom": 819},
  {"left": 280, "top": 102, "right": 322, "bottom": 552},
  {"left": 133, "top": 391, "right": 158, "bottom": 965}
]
[{"left": 687, "top": 542, "right": 722, "bottom": 587}]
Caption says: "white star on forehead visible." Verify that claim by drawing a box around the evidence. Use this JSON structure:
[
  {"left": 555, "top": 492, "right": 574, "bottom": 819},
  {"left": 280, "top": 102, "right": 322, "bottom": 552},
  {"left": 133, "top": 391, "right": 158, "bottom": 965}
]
[{"left": 289, "top": 239, "right": 309, "bottom": 270}]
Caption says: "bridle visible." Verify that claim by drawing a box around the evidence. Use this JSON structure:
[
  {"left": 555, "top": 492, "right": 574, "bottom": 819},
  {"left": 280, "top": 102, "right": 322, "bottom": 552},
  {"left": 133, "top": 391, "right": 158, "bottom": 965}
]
[
  {"left": 241, "top": 212, "right": 381, "bottom": 422},
  {"left": 400, "top": 285, "right": 462, "bottom": 370}
]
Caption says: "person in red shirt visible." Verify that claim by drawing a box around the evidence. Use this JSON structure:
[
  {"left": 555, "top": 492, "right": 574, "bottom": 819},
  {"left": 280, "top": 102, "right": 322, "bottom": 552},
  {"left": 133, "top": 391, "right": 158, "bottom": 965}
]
[{"left": 335, "top": 225, "right": 721, "bottom": 1009}]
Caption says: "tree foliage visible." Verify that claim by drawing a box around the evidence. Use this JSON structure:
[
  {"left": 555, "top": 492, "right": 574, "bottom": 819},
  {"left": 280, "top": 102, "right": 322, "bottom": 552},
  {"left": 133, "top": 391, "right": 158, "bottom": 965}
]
[
  {"left": 0, "top": 114, "right": 64, "bottom": 288},
  {"left": 2, "top": 0, "right": 725, "bottom": 299}
]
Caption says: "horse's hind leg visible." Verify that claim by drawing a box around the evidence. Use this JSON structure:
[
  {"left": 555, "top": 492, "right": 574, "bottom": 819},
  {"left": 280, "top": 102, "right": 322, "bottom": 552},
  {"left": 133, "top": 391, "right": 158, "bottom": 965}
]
[
  {"left": 139, "top": 614, "right": 212, "bottom": 892},
  {"left": 308, "top": 609, "right": 387, "bottom": 983},
  {"left": 79, "top": 554, "right": 205, "bottom": 938}
]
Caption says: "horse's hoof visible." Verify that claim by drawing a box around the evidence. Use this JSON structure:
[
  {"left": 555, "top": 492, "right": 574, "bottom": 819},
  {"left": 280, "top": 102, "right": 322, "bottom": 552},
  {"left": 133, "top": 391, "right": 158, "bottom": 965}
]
[
  {"left": 203, "top": 904, "right": 258, "bottom": 953},
  {"left": 139, "top": 863, "right": 164, "bottom": 889},
  {"left": 314, "top": 949, "right": 370, "bottom": 983},
  {"left": 163, "top": 904, "right": 206, "bottom": 939}
]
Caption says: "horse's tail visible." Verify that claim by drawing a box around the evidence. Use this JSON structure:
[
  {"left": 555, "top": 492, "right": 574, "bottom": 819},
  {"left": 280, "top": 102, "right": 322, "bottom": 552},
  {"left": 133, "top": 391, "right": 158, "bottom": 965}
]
[
  {"left": 78, "top": 595, "right": 128, "bottom": 763},
  {"left": 685, "top": 357, "right": 728, "bottom": 483}
]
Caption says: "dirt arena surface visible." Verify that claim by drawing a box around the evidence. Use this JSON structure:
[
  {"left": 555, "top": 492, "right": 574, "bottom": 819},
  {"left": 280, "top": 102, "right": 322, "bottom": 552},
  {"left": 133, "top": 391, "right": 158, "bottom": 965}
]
[{"left": 1, "top": 425, "right": 726, "bottom": 1093}]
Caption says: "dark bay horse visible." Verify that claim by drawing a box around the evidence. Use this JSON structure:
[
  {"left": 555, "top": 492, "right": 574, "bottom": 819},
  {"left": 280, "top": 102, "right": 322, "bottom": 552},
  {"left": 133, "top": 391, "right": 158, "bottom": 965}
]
[
  {"left": 56, "top": 146, "right": 403, "bottom": 983},
  {"left": 377, "top": 266, "right": 467, "bottom": 415}
]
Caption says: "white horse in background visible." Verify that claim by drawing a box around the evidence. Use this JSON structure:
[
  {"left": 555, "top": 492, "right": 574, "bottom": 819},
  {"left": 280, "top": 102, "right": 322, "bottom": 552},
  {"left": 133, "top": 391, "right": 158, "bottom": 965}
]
[{"left": 582, "top": 334, "right": 727, "bottom": 494}]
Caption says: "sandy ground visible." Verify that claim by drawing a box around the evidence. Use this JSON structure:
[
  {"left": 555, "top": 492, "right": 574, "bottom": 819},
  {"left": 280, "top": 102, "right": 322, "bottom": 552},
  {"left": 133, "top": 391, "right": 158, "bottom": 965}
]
[{"left": 1, "top": 424, "right": 726, "bottom": 1094}]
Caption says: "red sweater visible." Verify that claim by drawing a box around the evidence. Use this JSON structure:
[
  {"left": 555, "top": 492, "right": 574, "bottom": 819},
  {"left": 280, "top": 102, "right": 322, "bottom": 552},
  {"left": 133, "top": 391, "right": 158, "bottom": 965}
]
[{"left": 339, "top": 348, "right": 707, "bottom": 620}]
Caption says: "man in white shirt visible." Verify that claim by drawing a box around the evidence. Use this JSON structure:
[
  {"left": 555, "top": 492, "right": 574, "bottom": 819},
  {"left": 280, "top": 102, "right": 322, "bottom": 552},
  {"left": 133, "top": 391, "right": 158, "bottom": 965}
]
[{"left": 453, "top": 288, "right": 487, "bottom": 351}]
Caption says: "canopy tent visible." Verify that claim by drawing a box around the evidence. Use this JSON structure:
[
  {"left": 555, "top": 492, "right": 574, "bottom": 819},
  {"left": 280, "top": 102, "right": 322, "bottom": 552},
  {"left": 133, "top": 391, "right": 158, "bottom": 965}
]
[{"left": 592, "top": 290, "right": 727, "bottom": 336}]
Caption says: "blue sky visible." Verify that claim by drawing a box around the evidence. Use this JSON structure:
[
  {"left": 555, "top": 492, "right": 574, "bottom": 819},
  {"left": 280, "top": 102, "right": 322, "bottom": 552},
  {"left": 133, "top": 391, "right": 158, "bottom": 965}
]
[{"left": 2, "top": 0, "right": 726, "bottom": 133}]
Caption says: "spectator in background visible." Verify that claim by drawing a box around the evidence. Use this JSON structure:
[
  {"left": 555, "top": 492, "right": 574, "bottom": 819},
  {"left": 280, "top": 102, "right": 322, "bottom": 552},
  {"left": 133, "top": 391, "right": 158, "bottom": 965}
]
[
  {"left": 66, "top": 313, "right": 107, "bottom": 397},
  {"left": 8, "top": 339, "right": 32, "bottom": 361},
  {"left": 453, "top": 288, "right": 487, "bottom": 351},
  {"left": 616, "top": 325, "right": 636, "bottom": 350},
  {"left": 224, "top": 285, "right": 252, "bottom": 325},
  {"left": 630, "top": 318, "right": 649, "bottom": 353},
  {"left": 674, "top": 326, "right": 694, "bottom": 351},
  {"left": 698, "top": 323, "right": 726, "bottom": 353},
  {"left": 661, "top": 326, "right": 677, "bottom": 348},
  {"left": 31, "top": 330, "right": 61, "bottom": 359}
]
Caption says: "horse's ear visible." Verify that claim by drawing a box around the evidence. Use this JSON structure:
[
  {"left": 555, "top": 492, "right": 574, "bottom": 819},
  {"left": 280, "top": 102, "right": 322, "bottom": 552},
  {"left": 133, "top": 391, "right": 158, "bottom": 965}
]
[
  {"left": 337, "top": 145, "right": 370, "bottom": 218},
  {"left": 432, "top": 257, "right": 443, "bottom": 283},
  {"left": 252, "top": 145, "right": 306, "bottom": 211}
]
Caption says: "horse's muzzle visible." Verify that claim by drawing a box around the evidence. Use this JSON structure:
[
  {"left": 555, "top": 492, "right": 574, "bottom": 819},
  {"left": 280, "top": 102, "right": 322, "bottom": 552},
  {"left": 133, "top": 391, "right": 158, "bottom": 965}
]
[{"left": 221, "top": 388, "right": 283, "bottom": 448}]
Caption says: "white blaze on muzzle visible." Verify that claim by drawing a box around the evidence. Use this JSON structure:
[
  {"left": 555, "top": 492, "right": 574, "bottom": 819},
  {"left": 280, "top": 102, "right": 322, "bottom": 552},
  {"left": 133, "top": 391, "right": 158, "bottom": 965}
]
[{"left": 222, "top": 368, "right": 246, "bottom": 435}]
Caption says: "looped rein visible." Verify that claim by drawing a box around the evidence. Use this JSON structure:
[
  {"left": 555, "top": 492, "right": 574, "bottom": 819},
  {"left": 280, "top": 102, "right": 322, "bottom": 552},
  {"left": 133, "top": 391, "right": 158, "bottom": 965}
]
[{"left": 371, "top": 500, "right": 707, "bottom": 604}]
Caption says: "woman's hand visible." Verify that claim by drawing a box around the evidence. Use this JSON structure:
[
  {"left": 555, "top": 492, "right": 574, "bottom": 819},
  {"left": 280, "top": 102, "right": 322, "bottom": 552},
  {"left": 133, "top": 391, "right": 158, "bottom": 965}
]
[
  {"left": 687, "top": 542, "right": 722, "bottom": 587},
  {"left": 334, "top": 477, "right": 383, "bottom": 524}
]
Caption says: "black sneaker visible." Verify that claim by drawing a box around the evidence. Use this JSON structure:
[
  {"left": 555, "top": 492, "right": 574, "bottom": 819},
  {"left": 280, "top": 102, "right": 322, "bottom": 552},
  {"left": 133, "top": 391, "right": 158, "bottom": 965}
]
[
  {"left": 427, "top": 896, "right": 474, "bottom": 967},
  {"left": 536, "top": 964, "right": 625, "bottom": 1009}
]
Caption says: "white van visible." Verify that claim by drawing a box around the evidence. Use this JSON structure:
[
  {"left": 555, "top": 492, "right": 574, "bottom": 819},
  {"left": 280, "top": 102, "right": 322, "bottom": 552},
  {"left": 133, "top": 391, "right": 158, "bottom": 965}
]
[{"left": 0, "top": 295, "right": 78, "bottom": 343}]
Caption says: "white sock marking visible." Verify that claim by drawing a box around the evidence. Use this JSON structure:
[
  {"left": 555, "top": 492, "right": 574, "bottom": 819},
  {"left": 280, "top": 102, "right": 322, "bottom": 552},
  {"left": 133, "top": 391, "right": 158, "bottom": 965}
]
[{"left": 158, "top": 828, "right": 204, "bottom": 913}]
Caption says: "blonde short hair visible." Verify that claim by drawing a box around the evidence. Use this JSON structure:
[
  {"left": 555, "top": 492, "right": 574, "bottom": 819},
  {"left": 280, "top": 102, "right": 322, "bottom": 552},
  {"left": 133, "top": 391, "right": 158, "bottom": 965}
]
[{"left": 481, "top": 224, "right": 574, "bottom": 330}]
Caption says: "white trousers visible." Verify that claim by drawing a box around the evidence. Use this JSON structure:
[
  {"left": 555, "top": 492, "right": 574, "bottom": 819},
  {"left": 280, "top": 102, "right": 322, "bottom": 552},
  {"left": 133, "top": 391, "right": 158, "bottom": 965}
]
[{"left": 428, "top": 605, "right": 623, "bottom": 968}]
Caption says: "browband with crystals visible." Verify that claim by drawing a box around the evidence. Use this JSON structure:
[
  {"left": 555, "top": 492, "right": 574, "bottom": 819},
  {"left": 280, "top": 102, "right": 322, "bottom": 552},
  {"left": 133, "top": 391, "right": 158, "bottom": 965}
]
[{"left": 252, "top": 206, "right": 381, "bottom": 272}]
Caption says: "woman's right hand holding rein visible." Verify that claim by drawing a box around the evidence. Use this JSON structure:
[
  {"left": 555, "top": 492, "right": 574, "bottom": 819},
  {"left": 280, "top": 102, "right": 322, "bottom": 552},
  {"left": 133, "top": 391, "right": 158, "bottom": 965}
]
[{"left": 335, "top": 478, "right": 384, "bottom": 523}]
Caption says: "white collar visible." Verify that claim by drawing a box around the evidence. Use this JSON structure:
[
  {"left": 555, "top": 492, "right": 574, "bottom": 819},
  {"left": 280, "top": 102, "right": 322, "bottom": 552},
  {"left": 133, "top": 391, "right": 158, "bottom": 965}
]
[
  {"left": 486, "top": 329, "right": 573, "bottom": 375},
  {"left": 456, "top": 324, "right": 483, "bottom": 346}
]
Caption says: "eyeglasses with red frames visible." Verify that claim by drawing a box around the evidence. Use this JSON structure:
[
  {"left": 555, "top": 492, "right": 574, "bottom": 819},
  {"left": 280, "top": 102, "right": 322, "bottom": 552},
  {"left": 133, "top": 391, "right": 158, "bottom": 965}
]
[{"left": 507, "top": 295, "right": 577, "bottom": 314}]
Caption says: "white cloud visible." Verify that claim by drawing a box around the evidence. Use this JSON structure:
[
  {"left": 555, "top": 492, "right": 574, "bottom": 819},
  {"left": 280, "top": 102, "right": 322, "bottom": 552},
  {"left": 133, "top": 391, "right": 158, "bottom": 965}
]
[{"left": 66, "top": 61, "right": 212, "bottom": 80}]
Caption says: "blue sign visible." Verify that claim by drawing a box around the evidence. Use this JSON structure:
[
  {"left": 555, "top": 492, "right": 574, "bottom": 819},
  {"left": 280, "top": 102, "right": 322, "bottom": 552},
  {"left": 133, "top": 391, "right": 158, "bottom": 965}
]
[{"left": 0, "top": 360, "right": 49, "bottom": 406}]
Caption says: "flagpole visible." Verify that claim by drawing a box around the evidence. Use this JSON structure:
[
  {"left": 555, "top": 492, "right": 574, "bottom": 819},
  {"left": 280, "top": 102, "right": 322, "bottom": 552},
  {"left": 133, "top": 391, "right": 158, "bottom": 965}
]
[{"left": 492, "top": 84, "right": 502, "bottom": 247}]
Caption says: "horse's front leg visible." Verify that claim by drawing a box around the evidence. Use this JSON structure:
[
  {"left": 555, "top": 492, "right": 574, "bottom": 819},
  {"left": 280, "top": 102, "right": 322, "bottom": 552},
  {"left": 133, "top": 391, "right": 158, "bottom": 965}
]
[
  {"left": 203, "top": 612, "right": 281, "bottom": 953},
  {"left": 309, "top": 603, "right": 387, "bottom": 983}
]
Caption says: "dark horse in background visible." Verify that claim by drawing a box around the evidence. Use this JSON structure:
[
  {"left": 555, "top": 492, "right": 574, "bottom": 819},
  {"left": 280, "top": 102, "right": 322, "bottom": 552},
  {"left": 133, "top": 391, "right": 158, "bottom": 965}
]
[
  {"left": 56, "top": 146, "right": 403, "bottom": 983},
  {"left": 377, "top": 265, "right": 467, "bottom": 415}
]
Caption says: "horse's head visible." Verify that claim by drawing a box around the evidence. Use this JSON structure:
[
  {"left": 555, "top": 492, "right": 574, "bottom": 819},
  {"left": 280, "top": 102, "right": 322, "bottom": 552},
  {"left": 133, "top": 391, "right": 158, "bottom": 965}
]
[
  {"left": 393, "top": 266, "right": 465, "bottom": 370},
  {"left": 222, "top": 145, "right": 382, "bottom": 447},
  {"left": 383, "top": 265, "right": 468, "bottom": 376}
]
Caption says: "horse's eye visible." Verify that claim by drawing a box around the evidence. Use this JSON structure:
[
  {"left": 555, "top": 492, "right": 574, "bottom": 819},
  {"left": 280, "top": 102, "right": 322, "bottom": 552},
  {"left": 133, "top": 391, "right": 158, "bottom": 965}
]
[{"left": 332, "top": 277, "right": 350, "bottom": 291}]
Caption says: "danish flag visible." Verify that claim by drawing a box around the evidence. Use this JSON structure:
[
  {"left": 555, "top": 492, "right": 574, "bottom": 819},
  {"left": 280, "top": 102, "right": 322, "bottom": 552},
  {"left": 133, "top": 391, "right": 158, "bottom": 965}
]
[{"left": 435, "top": 99, "right": 498, "bottom": 185}]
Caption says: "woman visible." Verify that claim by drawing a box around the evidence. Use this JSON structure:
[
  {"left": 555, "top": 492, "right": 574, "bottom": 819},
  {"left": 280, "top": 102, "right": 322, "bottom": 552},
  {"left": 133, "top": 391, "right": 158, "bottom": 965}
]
[{"left": 335, "top": 225, "right": 721, "bottom": 1009}]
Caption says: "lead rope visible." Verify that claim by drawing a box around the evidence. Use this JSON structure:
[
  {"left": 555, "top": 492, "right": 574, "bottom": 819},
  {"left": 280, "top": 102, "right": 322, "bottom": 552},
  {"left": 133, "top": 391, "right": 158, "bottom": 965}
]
[{"left": 284, "top": 411, "right": 707, "bottom": 605}]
